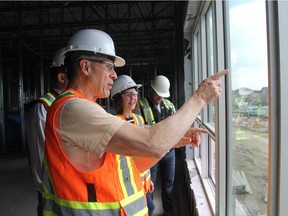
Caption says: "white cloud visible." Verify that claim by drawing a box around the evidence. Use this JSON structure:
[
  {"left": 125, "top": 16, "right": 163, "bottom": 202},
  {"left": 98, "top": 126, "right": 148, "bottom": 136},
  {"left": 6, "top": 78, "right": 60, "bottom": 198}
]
[{"left": 229, "top": 0, "right": 268, "bottom": 90}]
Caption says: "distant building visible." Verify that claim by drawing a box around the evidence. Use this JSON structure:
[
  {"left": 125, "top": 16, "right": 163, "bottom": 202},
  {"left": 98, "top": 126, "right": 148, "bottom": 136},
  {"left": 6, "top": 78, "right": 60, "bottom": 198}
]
[{"left": 232, "top": 87, "right": 268, "bottom": 113}]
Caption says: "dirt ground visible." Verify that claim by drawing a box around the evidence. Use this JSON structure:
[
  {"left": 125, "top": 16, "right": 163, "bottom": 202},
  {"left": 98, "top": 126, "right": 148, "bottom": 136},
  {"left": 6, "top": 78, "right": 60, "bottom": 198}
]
[{"left": 232, "top": 115, "right": 268, "bottom": 216}]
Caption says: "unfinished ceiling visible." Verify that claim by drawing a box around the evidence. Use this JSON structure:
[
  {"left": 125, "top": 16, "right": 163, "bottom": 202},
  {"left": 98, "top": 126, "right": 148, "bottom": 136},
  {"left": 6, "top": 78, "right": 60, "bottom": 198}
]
[{"left": 0, "top": 1, "right": 190, "bottom": 83}]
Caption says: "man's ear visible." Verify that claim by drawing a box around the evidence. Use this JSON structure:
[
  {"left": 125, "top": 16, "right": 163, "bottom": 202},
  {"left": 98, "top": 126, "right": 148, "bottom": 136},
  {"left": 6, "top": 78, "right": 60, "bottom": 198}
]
[
  {"left": 57, "top": 72, "right": 66, "bottom": 83},
  {"left": 79, "top": 59, "right": 90, "bottom": 76}
]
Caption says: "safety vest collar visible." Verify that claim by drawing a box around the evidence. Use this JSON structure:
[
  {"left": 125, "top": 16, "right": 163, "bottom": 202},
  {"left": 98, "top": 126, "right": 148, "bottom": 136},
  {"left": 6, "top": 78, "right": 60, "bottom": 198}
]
[
  {"left": 39, "top": 90, "right": 59, "bottom": 110},
  {"left": 55, "top": 89, "right": 97, "bottom": 104},
  {"left": 116, "top": 114, "right": 145, "bottom": 128}
]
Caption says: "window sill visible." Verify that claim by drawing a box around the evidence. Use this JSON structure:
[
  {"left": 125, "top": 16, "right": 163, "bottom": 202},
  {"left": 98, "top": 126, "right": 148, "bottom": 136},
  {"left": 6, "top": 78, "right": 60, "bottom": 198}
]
[{"left": 186, "top": 158, "right": 214, "bottom": 216}]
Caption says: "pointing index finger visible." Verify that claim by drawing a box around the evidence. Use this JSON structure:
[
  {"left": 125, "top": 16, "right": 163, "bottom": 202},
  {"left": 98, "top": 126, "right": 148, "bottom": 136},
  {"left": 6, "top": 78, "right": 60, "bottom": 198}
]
[{"left": 209, "top": 69, "right": 229, "bottom": 80}]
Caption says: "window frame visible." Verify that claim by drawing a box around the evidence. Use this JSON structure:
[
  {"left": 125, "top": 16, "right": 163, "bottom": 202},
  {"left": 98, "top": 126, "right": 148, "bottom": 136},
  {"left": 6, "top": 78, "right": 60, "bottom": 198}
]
[
  {"left": 189, "top": 1, "right": 227, "bottom": 215},
  {"left": 186, "top": 0, "right": 288, "bottom": 215}
]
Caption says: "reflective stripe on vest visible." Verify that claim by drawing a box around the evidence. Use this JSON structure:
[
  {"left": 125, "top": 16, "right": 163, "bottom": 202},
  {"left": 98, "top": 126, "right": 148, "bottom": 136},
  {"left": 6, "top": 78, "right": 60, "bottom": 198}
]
[
  {"left": 139, "top": 169, "right": 151, "bottom": 190},
  {"left": 39, "top": 91, "right": 59, "bottom": 110},
  {"left": 43, "top": 89, "right": 148, "bottom": 216},
  {"left": 139, "top": 98, "right": 175, "bottom": 125},
  {"left": 42, "top": 159, "right": 55, "bottom": 196},
  {"left": 139, "top": 99, "right": 155, "bottom": 125},
  {"left": 116, "top": 113, "right": 151, "bottom": 191},
  {"left": 235, "top": 127, "right": 248, "bottom": 140},
  {"left": 43, "top": 156, "right": 147, "bottom": 216},
  {"left": 132, "top": 114, "right": 144, "bottom": 128},
  {"left": 117, "top": 155, "right": 139, "bottom": 197},
  {"left": 57, "top": 90, "right": 75, "bottom": 99},
  {"left": 43, "top": 189, "right": 147, "bottom": 216},
  {"left": 162, "top": 99, "right": 175, "bottom": 112}
]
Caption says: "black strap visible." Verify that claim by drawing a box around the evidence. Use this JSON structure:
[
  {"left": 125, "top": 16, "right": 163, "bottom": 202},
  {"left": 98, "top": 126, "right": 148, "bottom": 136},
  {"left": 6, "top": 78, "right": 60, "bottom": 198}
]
[{"left": 86, "top": 183, "right": 97, "bottom": 202}]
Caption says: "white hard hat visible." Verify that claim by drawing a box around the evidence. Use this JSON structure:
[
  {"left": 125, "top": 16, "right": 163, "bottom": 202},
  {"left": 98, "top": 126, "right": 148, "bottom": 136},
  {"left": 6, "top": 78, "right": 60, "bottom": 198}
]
[
  {"left": 150, "top": 75, "right": 170, "bottom": 98},
  {"left": 50, "top": 48, "right": 65, "bottom": 68},
  {"left": 111, "top": 75, "right": 142, "bottom": 99},
  {"left": 64, "top": 29, "right": 125, "bottom": 67}
]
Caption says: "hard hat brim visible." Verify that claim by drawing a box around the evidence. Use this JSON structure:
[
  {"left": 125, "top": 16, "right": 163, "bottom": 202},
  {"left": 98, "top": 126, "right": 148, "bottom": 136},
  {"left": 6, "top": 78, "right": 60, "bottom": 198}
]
[
  {"left": 136, "top": 84, "right": 142, "bottom": 89},
  {"left": 115, "top": 55, "right": 125, "bottom": 67},
  {"left": 63, "top": 47, "right": 125, "bottom": 68},
  {"left": 154, "top": 90, "right": 170, "bottom": 98}
]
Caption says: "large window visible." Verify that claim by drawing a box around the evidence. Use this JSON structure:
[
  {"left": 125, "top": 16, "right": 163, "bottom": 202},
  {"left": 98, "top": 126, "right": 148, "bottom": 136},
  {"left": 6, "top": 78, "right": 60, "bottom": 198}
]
[
  {"left": 189, "top": 0, "right": 268, "bottom": 215},
  {"left": 192, "top": 3, "right": 217, "bottom": 213},
  {"left": 187, "top": 0, "right": 288, "bottom": 215},
  {"left": 227, "top": 0, "right": 268, "bottom": 215}
]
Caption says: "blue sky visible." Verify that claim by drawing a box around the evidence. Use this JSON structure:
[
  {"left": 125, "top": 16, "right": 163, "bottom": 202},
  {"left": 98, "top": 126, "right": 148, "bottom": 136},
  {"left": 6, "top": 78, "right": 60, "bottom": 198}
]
[{"left": 229, "top": 0, "right": 268, "bottom": 90}]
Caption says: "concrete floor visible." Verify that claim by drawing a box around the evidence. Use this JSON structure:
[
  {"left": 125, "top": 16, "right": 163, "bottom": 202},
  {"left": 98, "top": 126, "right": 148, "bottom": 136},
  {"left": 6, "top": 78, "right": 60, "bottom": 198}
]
[
  {"left": 0, "top": 152, "right": 190, "bottom": 216},
  {"left": 0, "top": 153, "right": 37, "bottom": 216}
]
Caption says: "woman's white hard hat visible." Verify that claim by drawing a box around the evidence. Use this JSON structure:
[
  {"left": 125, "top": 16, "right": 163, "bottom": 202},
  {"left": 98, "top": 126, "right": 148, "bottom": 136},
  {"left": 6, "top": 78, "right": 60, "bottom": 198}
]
[{"left": 111, "top": 75, "right": 142, "bottom": 99}]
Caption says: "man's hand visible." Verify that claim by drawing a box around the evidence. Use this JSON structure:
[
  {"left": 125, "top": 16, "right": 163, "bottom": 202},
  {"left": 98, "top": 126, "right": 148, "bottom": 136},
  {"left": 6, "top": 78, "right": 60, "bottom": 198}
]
[
  {"left": 174, "top": 127, "right": 208, "bottom": 148},
  {"left": 194, "top": 69, "right": 228, "bottom": 105},
  {"left": 148, "top": 181, "right": 154, "bottom": 193}
]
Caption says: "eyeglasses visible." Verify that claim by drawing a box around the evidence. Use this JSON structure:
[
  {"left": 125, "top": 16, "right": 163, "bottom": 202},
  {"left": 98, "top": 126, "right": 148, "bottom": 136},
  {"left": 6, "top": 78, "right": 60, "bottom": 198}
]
[
  {"left": 122, "top": 92, "right": 138, "bottom": 98},
  {"left": 87, "top": 58, "right": 115, "bottom": 72}
]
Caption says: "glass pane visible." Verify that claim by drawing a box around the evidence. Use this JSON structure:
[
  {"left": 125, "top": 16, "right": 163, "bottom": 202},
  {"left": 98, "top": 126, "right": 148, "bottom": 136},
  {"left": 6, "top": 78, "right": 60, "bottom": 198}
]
[
  {"left": 206, "top": 6, "right": 216, "bottom": 186},
  {"left": 206, "top": 6, "right": 215, "bottom": 127},
  {"left": 196, "top": 32, "right": 204, "bottom": 162},
  {"left": 194, "top": 122, "right": 200, "bottom": 159},
  {"left": 209, "top": 138, "right": 216, "bottom": 183},
  {"left": 197, "top": 32, "right": 202, "bottom": 86},
  {"left": 227, "top": 0, "right": 268, "bottom": 215}
]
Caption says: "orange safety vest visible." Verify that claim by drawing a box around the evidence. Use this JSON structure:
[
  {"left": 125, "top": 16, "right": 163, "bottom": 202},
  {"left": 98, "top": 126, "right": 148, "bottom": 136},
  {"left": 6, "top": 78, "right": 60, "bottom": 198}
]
[
  {"left": 116, "top": 114, "right": 152, "bottom": 193},
  {"left": 42, "top": 89, "right": 148, "bottom": 216}
]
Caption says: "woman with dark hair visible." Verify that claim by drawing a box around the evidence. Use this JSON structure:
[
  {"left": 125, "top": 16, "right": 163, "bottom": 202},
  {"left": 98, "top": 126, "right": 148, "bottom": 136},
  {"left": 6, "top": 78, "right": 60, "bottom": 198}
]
[{"left": 111, "top": 75, "right": 155, "bottom": 216}]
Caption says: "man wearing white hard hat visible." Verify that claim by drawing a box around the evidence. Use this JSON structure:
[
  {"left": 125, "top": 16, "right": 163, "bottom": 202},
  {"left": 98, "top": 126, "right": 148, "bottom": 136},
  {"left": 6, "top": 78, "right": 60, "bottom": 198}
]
[
  {"left": 42, "top": 28, "right": 227, "bottom": 215},
  {"left": 25, "top": 48, "right": 68, "bottom": 216},
  {"left": 139, "top": 75, "right": 176, "bottom": 215}
]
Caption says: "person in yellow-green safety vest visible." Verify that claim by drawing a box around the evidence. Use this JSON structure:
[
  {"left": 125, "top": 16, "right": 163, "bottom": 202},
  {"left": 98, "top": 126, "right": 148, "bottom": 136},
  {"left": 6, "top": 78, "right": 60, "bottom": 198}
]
[
  {"left": 139, "top": 75, "right": 176, "bottom": 216},
  {"left": 111, "top": 75, "right": 155, "bottom": 215},
  {"left": 25, "top": 47, "right": 68, "bottom": 216},
  {"left": 42, "top": 28, "right": 227, "bottom": 215}
]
